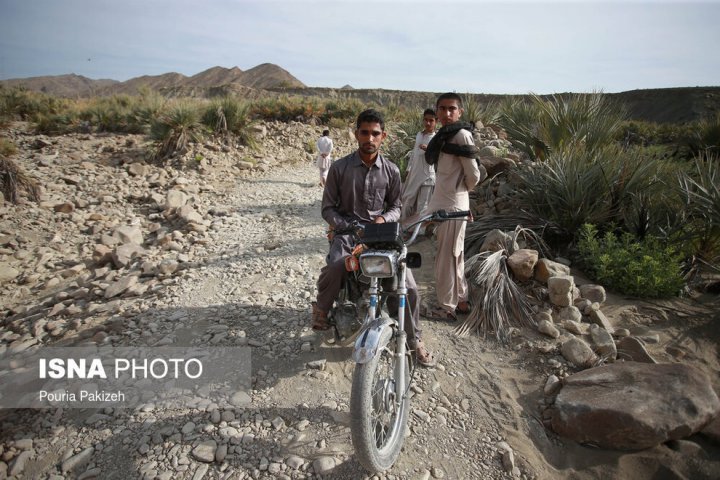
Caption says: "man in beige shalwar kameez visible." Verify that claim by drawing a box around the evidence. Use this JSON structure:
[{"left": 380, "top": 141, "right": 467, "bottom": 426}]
[{"left": 424, "top": 93, "right": 482, "bottom": 320}]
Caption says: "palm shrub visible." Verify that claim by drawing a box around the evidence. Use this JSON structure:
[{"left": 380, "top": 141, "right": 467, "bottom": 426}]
[
  {"left": 251, "top": 96, "right": 324, "bottom": 123},
  {"left": 131, "top": 89, "right": 166, "bottom": 133},
  {"left": 681, "top": 113, "right": 720, "bottom": 158},
  {"left": 383, "top": 110, "right": 424, "bottom": 178},
  {"left": 496, "top": 97, "right": 543, "bottom": 160},
  {"left": 0, "top": 87, "right": 43, "bottom": 120},
  {"left": 34, "top": 112, "right": 81, "bottom": 135},
  {"left": 462, "top": 94, "right": 484, "bottom": 125},
  {"left": 513, "top": 144, "right": 668, "bottom": 240},
  {"left": 677, "top": 154, "right": 720, "bottom": 266},
  {"left": 202, "top": 97, "right": 257, "bottom": 149},
  {"left": 496, "top": 92, "right": 625, "bottom": 161},
  {"left": 577, "top": 224, "right": 685, "bottom": 298},
  {"left": 322, "top": 97, "right": 366, "bottom": 124},
  {"left": 150, "top": 102, "right": 206, "bottom": 161}
]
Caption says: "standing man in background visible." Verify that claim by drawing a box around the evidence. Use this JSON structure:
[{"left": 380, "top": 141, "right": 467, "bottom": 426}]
[
  {"left": 423, "top": 93, "right": 484, "bottom": 321},
  {"left": 316, "top": 129, "right": 334, "bottom": 187},
  {"left": 401, "top": 108, "right": 437, "bottom": 226}
]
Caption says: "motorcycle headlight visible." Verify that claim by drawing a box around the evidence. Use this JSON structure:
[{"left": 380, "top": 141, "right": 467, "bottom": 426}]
[{"left": 359, "top": 252, "right": 397, "bottom": 278}]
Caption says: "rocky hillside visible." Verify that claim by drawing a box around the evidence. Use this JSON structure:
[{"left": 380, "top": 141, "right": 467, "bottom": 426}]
[
  {"left": 0, "top": 64, "right": 305, "bottom": 98},
  {"left": 0, "top": 73, "right": 119, "bottom": 97}
]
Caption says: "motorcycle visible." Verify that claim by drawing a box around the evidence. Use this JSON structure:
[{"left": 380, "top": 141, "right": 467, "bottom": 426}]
[{"left": 324, "top": 209, "right": 471, "bottom": 473}]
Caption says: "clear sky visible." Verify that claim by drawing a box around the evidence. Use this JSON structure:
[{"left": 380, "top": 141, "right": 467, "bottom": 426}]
[{"left": 1, "top": 0, "right": 718, "bottom": 94}]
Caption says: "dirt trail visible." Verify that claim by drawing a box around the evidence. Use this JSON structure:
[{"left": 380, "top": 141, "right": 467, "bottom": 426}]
[{"left": 2, "top": 140, "right": 719, "bottom": 480}]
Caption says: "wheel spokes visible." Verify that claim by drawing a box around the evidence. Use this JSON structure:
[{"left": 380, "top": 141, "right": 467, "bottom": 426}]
[{"left": 369, "top": 349, "right": 400, "bottom": 449}]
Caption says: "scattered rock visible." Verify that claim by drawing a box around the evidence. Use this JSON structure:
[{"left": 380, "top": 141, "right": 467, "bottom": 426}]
[
  {"left": 548, "top": 275, "right": 575, "bottom": 307},
  {"left": 507, "top": 249, "right": 538, "bottom": 282},
  {"left": 312, "top": 456, "right": 336, "bottom": 475},
  {"left": 579, "top": 284, "right": 606, "bottom": 304},
  {"left": 191, "top": 440, "right": 217, "bottom": 463},
  {"left": 538, "top": 319, "right": 560, "bottom": 339},
  {"left": 560, "top": 337, "right": 598, "bottom": 368},
  {"left": 616, "top": 336, "right": 657, "bottom": 363},
  {"left": 535, "top": 258, "right": 571, "bottom": 284}
]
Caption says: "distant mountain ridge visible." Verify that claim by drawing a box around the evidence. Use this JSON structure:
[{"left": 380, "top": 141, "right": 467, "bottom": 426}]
[
  {"left": 0, "top": 63, "right": 305, "bottom": 97},
  {"left": 2, "top": 64, "right": 719, "bottom": 124}
]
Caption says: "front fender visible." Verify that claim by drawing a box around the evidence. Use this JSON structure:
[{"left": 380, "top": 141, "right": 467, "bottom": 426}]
[{"left": 352, "top": 316, "right": 394, "bottom": 364}]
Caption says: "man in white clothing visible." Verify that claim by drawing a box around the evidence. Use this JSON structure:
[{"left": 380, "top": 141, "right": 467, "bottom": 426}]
[
  {"left": 401, "top": 108, "right": 437, "bottom": 223},
  {"left": 316, "top": 129, "right": 334, "bottom": 187},
  {"left": 424, "top": 93, "right": 483, "bottom": 321}
]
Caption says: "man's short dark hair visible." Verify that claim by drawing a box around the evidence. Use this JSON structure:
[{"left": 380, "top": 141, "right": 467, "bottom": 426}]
[
  {"left": 436, "top": 92, "right": 463, "bottom": 109},
  {"left": 423, "top": 108, "right": 436, "bottom": 117},
  {"left": 356, "top": 109, "right": 385, "bottom": 131},
  {"left": 322, "top": 129, "right": 330, "bottom": 136}
]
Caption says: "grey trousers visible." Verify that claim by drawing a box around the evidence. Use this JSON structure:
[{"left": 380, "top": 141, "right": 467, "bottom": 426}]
[{"left": 316, "top": 234, "right": 422, "bottom": 342}]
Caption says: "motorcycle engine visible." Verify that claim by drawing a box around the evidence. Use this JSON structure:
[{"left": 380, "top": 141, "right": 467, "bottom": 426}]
[{"left": 333, "top": 300, "right": 364, "bottom": 341}]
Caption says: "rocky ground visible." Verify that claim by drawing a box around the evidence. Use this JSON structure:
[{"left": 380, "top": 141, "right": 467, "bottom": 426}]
[{"left": 1, "top": 122, "right": 719, "bottom": 480}]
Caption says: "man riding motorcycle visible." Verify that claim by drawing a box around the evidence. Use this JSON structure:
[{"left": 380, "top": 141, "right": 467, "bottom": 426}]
[{"left": 311, "top": 108, "right": 435, "bottom": 367}]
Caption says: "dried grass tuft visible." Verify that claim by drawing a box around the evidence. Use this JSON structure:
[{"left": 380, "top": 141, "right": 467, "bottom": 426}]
[{"left": 0, "top": 156, "right": 41, "bottom": 204}]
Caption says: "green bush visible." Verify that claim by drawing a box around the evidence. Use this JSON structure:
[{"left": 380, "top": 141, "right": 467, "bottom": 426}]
[{"left": 577, "top": 224, "right": 685, "bottom": 298}]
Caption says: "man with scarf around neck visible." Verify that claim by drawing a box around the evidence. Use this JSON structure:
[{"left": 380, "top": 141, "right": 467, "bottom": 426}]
[
  {"left": 423, "top": 93, "right": 483, "bottom": 321},
  {"left": 311, "top": 109, "right": 435, "bottom": 367}
]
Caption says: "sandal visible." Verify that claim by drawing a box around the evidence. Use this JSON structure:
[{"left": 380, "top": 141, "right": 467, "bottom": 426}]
[
  {"left": 311, "top": 302, "right": 331, "bottom": 331},
  {"left": 455, "top": 301, "right": 471, "bottom": 315},
  {"left": 424, "top": 305, "right": 457, "bottom": 322},
  {"left": 412, "top": 340, "right": 436, "bottom": 368}
]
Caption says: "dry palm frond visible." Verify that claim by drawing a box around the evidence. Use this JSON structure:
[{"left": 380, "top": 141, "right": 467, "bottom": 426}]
[
  {"left": 455, "top": 250, "right": 535, "bottom": 342},
  {"left": 0, "top": 156, "right": 41, "bottom": 204},
  {"left": 465, "top": 212, "right": 557, "bottom": 258}
]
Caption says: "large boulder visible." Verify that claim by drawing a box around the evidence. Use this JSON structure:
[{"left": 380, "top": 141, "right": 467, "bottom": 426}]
[{"left": 548, "top": 362, "right": 720, "bottom": 450}]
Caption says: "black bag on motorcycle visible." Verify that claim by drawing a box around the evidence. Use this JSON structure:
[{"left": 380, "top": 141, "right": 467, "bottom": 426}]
[{"left": 362, "top": 222, "right": 403, "bottom": 248}]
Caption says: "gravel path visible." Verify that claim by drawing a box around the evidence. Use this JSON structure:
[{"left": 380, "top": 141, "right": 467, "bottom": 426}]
[{"left": 1, "top": 157, "right": 533, "bottom": 480}]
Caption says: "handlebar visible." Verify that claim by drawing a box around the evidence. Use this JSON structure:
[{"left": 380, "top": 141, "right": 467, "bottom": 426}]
[
  {"left": 403, "top": 209, "right": 472, "bottom": 246},
  {"left": 329, "top": 209, "right": 472, "bottom": 247},
  {"left": 437, "top": 209, "right": 472, "bottom": 220}
]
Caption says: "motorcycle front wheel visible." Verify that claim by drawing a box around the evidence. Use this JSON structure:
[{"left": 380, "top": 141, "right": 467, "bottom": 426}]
[{"left": 350, "top": 327, "right": 410, "bottom": 473}]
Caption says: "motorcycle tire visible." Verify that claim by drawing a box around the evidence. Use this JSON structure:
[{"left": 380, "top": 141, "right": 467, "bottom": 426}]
[{"left": 350, "top": 326, "right": 410, "bottom": 473}]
